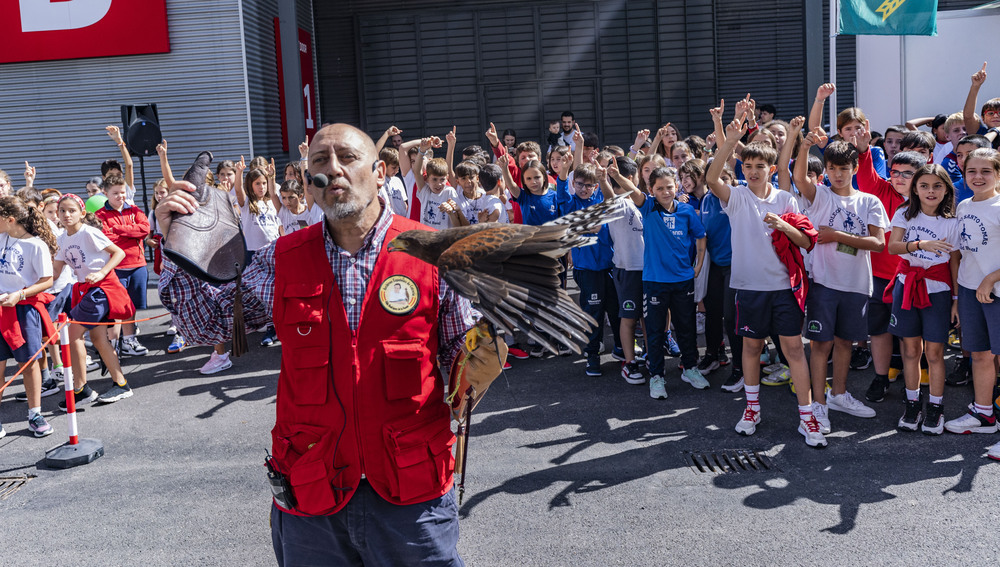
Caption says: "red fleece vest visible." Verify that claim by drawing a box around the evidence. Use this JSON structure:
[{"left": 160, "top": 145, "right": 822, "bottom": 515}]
[{"left": 271, "top": 217, "right": 453, "bottom": 516}]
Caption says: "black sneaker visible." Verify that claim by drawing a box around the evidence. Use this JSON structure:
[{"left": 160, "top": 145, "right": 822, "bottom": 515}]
[
  {"left": 621, "top": 361, "right": 644, "bottom": 385},
  {"left": 57, "top": 385, "right": 99, "bottom": 411},
  {"left": 585, "top": 355, "right": 601, "bottom": 377},
  {"left": 97, "top": 382, "right": 133, "bottom": 404},
  {"left": 696, "top": 354, "right": 720, "bottom": 376},
  {"left": 611, "top": 346, "right": 626, "bottom": 362},
  {"left": 14, "top": 378, "right": 60, "bottom": 402},
  {"left": 721, "top": 367, "right": 744, "bottom": 393},
  {"left": 922, "top": 402, "right": 945, "bottom": 435},
  {"left": 946, "top": 357, "right": 971, "bottom": 386},
  {"left": 717, "top": 347, "right": 730, "bottom": 367},
  {"left": 850, "top": 347, "right": 872, "bottom": 370},
  {"left": 865, "top": 374, "right": 891, "bottom": 403},
  {"left": 898, "top": 398, "right": 922, "bottom": 431}
]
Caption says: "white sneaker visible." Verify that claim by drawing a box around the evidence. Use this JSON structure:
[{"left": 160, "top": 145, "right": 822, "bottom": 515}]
[
  {"left": 811, "top": 402, "right": 832, "bottom": 434},
  {"left": 696, "top": 312, "right": 706, "bottom": 335},
  {"left": 166, "top": 326, "right": 177, "bottom": 336},
  {"left": 799, "top": 416, "right": 828, "bottom": 448},
  {"left": 944, "top": 406, "right": 998, "bottom": 434},
  {"left": 826, "top": 391, "right": 876, "bottom": 418},
  {"left": 735, "top": 406, "right": 761, "bottom": 436},
  {"left": 988, "top": 439, "right": 1000, "bottom": 461},
  {"left": 649, "top": 375, "right": 667, "bottom": 400},
  {"left": 120, "top": 337, "right": 148, "bottom": 356},
  {"left": 199, "top": 352, "right": 232, "bottom": 375},
  {"left": 85, "top": 355, "right": 99, "bottom": 372}
]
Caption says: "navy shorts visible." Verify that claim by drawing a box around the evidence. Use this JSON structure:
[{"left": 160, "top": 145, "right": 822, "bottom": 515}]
[
  {"left": 888, "top": 282, "right": 952, "bottom": 344},
  {"left": 612, "top": 268, "right": 643, "bottom": 319},
  {"left": 115, "top": 266, "right": 148, "bottom": 310},
  {"left": 46, "top": 284, "right": 74, "bottom": 321},
  {"left": 733, "top": 288, "right": 803, "bottom": 339},
  {"left": 804, "top": 282, "right": 869, "bottom": 342},
  {"left": 958, "top": 285, "right": 1000, "bottom": 355},
  {"left": 868, "top": 276, "right": 892, "bottom": 335},
  {"left": 0, "top": 304, "right": 44, "bottom": 363},
  {"left": 70, "top": 288, "right": 111, "bottom": 329}
]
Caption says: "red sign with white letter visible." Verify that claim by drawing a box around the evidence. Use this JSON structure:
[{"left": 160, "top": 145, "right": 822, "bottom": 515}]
[
  {"left": 299, "top": 29, "right": 317, "bottom": 142},
  {"left": 0, "top": 0, "right": 170, "bottom": 64}
]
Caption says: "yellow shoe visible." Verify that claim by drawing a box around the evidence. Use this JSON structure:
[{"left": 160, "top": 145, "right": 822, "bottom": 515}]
[
  {"left": 790, "top": 379, "right": 831, "bottom": 395},
  {"left": 920, "top": 368, "right": 929, "bottom": 386},
  {"left": 948, "top": 328, "right": 961, "bottom": 349},
  {"left": 888, "top": 368, "right": 901, "bottom": 383}
]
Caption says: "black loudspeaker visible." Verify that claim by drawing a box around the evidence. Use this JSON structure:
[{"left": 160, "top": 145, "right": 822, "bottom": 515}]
[{"left": 120, "top": 104, "right": 161, "bottom": 157}]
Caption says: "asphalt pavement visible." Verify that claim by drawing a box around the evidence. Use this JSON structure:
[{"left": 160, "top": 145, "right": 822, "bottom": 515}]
[{"left": 2, "top": 282, "right": 999, "bottom": 566}]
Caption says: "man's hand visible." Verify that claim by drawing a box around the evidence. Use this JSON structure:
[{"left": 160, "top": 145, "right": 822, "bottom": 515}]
[
  {"left": 23, "top": 161, "right": 35, "bottom": 186},
  {"left": 155, "top": 180, "right": 200, "bottom": 238},
  {"left": 815, "top": 83, "right": 836, "bottom": 101},
  {"left": 972, "top": 61, "right": 987, "bottom": 88}
]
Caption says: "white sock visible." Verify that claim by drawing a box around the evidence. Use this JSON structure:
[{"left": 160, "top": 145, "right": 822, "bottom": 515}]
[
  {"left": 28, "top": 406, "right": 40, "bottom": 418},
  {"left": 123, "top": 334, "right": 135, "bottom": 340},
  {"left": 905, "top": 388, "right": 919, "bottom": 402},
  {"left": 929, "top": 394, "right": 943, "bottom": 405},
  {"left": 974, "top": 403, "right": 993, "bottom": 416},
  {"left": 798, "top": 405, "right": 813, "bottom": 420}
]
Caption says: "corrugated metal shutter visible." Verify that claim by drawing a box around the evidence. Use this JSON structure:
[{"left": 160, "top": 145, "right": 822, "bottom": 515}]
[
  {"left": 714, "top": 0, "right": 809, "bottom": 123},
  {"left": 241, "top": 0, "right": 284, "bottom": 160},
  {"left": 655, "top": 1, "right": 718, "bottom": 143},
  {"left": 822, "top": 0, "right": 857, "bottom": 117},
  {"left": 313, "top": 6, "right": 360, "bottom": 127},
  {"left": 0, "top": 0, "right": 251, "bottom": 203}
]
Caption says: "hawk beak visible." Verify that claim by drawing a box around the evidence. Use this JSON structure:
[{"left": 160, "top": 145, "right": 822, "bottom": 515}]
[{"left": 387, "top": 238, "right": 405, "bottom": 253}]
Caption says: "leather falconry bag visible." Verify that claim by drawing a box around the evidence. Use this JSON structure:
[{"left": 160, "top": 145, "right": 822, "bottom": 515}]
[{"left": 162, "top": 151, "right": 250, "bottom": 355}]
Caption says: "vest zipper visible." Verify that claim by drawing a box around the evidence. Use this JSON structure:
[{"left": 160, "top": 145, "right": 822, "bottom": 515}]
[{"left": 352, "top": 329, "right": 365, "bottom": 479}]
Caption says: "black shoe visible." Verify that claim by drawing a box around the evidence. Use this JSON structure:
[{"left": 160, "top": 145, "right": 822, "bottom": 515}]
[
  {"left": 57, "top": 385, "right": 99, "bottom": 412},
  {"left": 922, "top": 402, "right": 945, "bottom": 435},
  {"left": 721, "top": 367, "right": 744, "bottom": 393},
  {"left": 946, "top": 357, "right": 971, "bottom": 386},
  {"left": 850, "top": 347, "right": 872, "bottom": 370},
  {"left": 696, "top": 354, "right": 720, "bottom": 375},
  {"left": 14, "top": 378, "right": 60, "bottom": 402},
  {"left": 898, "top": 398, "right": 922, "bottom": 431},
  {"left": 717, "top": 347, "right": 730, "bottom": 367},
  {"left": 585, "top": 354, "right": 601, "bottom": 377},
  {"left": 865, "top": 374, "right": 891, "bottom": 403}
]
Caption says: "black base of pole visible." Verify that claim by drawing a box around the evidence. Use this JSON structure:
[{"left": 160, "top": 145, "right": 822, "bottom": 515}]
[{"left": 44, "top": 438, "right": 104, "bottom": 469}]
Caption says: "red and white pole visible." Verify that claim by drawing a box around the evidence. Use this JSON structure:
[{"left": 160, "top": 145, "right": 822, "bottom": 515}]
[{"left": 57, "top": 313, "right": 78, "bottom": 446}]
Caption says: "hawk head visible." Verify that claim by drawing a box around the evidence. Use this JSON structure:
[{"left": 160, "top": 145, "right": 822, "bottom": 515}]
[{"left": 387, "top": 230, "right": 451, "bottom": 265}]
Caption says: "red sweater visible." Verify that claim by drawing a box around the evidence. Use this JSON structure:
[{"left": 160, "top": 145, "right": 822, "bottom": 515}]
[
  {"left": 771, "top": 213, "right": 818, "bottom": 313},
  {"left": 96, "top": 203, "right": 150, "bottom": 270},
  {"left": 882, "top": 259, "right": 953, "bottom": 310},
  {"left": 857, "top": 149, "right": 906, "bottom": 280}
]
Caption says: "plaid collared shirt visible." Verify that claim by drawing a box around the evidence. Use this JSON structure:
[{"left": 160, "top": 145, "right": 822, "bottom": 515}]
[{"left": 159, "top": 202, "right": 478, "bottom": 370}]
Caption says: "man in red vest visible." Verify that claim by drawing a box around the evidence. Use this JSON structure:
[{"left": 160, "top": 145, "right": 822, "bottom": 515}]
[{"left": 156, "top": 124, "right": 504, "bottom": 566}]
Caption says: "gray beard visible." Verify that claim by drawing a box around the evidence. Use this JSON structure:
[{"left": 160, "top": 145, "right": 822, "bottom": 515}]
[{"left": 318, "top": 200, "right": 365, "bottom": 220}]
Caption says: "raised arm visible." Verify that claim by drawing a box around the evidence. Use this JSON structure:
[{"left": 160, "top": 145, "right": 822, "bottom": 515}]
[
  {"left": 23, "top": 161, "right": 36, "bottom": 187},
  {"left": 709, "top": 99, "right": 726, "bottom": 148},
  {"left": 445, "top": 126, "right": 458, "bottom": 188},
  {"left": 627, "top": 129, "right": 650, "bottom": 161},
  {"left": 269, "top": 158, "right": 283, "bottom": 212},
  {"left": 808, "top": 83, "right": 836, "bottom": 144},
  {"left": 233, "top": 156, "right": 247, "bottom": 208},
  {"left": 706, "top": 115, "right": 748, "bottom": 205},
  {"left": 106, "top": 125, "right": 134, "bottom": 188},
  {"left": 374, "top": 125, "right": 401, "bottom": 155},
  {"left": 608, "top": 158, "right": 644, "bottom": 206},
  {"left": 397, "top": 139, "right": 422, "bottom": 178},
  {"left": 778, "top": 116, "right": 805, "bottom": 193},
  {"left": 793, "top": 127, "right": 827, "bottom": 204},
  {"left": 572, "top": 125, "right": 584, "bottom": 170},
  {"left": 413, "top": 137, "right": 441, "bottom": 184},
  {"left": 498, "top": 154, "right": 520, "bottom": 199},
  {"left": 298, "top": 137, "right": 314, "bottom": 208},
  {"left": 964, "top": 62, "right": 987, "bottom": 136},
  {"left": 155, "top": 139, "right": 176, "bottom": 187},
  {"left": 904, "top": 116, "right": 934, "bottom": 131}
]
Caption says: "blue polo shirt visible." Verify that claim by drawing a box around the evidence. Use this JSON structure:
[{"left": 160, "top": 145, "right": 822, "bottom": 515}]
[
  {"left": 698, "top": 193, "right": 732, "bottom": 267},
  {"left": 637, "top": 198, "right": 705, "bottom": 283},
  {"left": 556, "top": 177, "right": 614, "bottom": 271},
  {"left": 514, "top": 189, "right": 559, "bottom": 226}
]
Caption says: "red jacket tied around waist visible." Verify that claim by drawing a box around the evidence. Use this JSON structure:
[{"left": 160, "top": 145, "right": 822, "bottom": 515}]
[
  {"left": 882, "top": 259, "right": 953, "bottom": 310},
  {"left": 771, "top": 212, "right": 818, "bottom": 313},
  {"left": 0, "top": 293, "right": 56, "bottom": 351}
]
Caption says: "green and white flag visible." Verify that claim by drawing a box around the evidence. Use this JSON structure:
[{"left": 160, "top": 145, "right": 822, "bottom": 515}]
[{"left": 838, "top": 0, "right": 939, "bottom": 36}]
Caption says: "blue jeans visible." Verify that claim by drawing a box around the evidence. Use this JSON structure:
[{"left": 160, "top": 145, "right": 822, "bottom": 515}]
[
  {"left": 574, "top": 268, "right": 621, "bottom": 356},
  {"left": 271, "top": 481, "right": 464, "bottom": 566},
  {"left": 643, "top": 279, "right": 698, "bottom": 376}
]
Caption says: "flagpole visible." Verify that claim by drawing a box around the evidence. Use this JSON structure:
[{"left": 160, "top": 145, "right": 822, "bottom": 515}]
[{"left": 829, "top": 0, "right": 838, "bottom": 135}]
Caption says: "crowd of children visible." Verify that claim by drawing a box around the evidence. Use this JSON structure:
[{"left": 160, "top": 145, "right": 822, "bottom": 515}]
[{"left": 2, "top": 63, "right": 1000, "bottom": 461}]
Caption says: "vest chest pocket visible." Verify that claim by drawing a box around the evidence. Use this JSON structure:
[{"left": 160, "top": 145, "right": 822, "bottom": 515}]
[
  {"left": 382, "top": 339, "right": 427, "bottom": 401},
  {"left": 288, "top": 346, "right": 329, "bottom": 405}
]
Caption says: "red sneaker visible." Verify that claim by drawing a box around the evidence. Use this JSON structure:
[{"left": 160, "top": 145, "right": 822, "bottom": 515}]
[{"left": 507, "top": 347, "right": 529, "bottom": 360}]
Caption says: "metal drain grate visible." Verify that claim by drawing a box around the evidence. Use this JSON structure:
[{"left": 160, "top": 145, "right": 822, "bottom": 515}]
[
  {"left": 683, "top": 450, "right": 776, "bottom": 474},
  {"left": 0, "top": 475, "right": 34, "bottom": 500}
]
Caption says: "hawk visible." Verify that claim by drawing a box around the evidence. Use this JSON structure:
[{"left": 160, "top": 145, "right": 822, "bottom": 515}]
[{"left": 388, "top": 195, "right": 626, "bottom": 355}]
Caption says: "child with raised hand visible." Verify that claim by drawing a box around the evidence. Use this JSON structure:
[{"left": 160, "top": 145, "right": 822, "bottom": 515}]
[
  {"left": 274, "top": 179, "right": 323, "bottom": 234},
  {"left": 501, "top": 153, "right": 558, "bottom": 227},
  {"left": 104, "top": 125, "right": 137, "bottom": 204},
  {"left": 883, "top": 165, "right": 960, "bottom": 434},
  {"left": 233, "top": 157, "right": 282, "bottom": 347},
  {"left": 54, "top": 194, "right": 134, "bottom": 408},
  {"left": 851, "top": 121, "right": 928, "bottom": 403},
  {"left": 623, "top": 164, "right": 707, "bottom": 397},
  {"left": 556, "top": 160, "right": 622, "bottom": 376},
  {"left": 794, "top": 131, "right": 889, "bottom": 432},
  {"left": 948, "top": 149, "right": 1000, "bottom": 454},
  {"left": 378, "top": 147, "right": 409, "bottom": 216},
  {"left": 940, "top": 113, "right": 969, "bottom": 183},
  {"left": 809, "top": 83, "right": 888, "bottom": 179},
  {"left": 411, "top": 137, "right": 461, "bottom": 229},
  {"left": 707, "top": 111, "right": 825, "bottom": 447},
  {"left": 605, "top": 157, "right": 646, "bottom": 385},
  {"left": 0, "top": 196, "right": 56, "bottom": 438},
  {"left": 95, "top": 174, "right": 151, "bottom": 357},
  {"left": 962, "top": 62, "right": 1000, "bottom": 146}
]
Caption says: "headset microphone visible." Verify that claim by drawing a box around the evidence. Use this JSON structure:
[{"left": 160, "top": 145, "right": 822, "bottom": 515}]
[{"left": 310, "top": 173, "right": 330, "bottom": 188}]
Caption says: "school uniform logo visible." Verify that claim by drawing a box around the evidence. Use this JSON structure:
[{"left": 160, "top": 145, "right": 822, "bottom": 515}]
[
  {"left": 379, "top": 275, "right": 419, "bottom": 316},
  {"left": 959, "top": 214, "right": 988, "bottom": 253},
  {"left": 64, "top": 245, "right": 87, "bottom": 270},
  {"left": 828, "top": 207, "right": 867, "bottom": 235},
  {"left": 588, "top": 293, "right": 600, "bottom": 306},
  {"left": 0, "top": 246, "right": 25, "bottom": 275},
  {"left": 807, "top": 320, "right": 823, "bottom": 333},
  {"left": 623, "top": 300, "right": 636, "bottom": 311}
]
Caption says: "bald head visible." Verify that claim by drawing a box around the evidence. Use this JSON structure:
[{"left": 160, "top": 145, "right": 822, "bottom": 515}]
[
  {"left": 306, "top": 123, "right": 386, "bottom": 226},
  {"left": 312, "top": 123, "right": 377, "bottom": 162}
]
